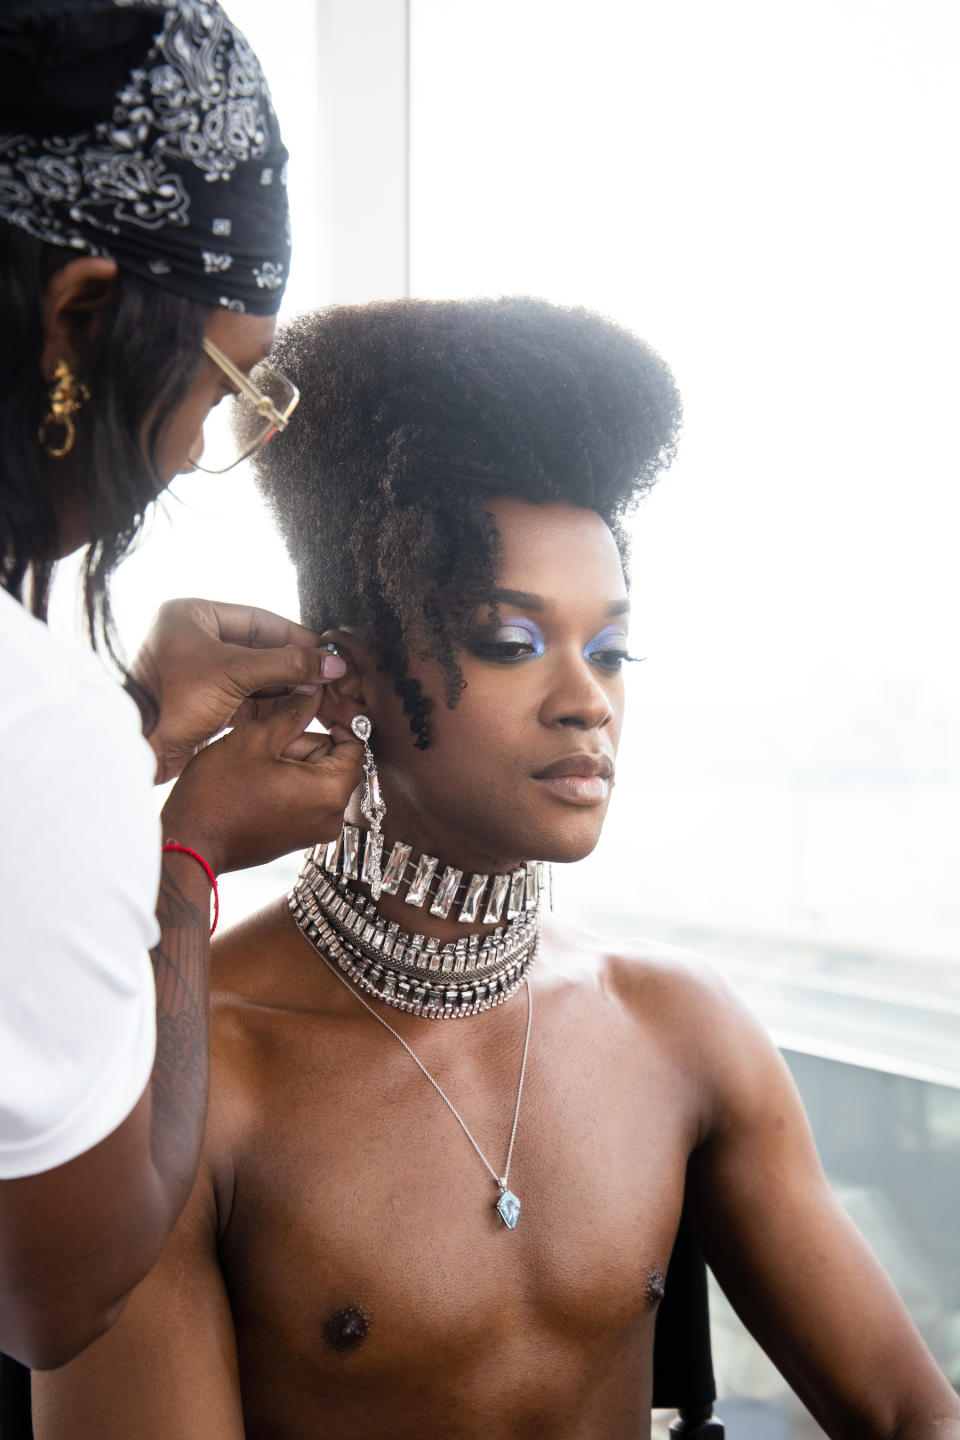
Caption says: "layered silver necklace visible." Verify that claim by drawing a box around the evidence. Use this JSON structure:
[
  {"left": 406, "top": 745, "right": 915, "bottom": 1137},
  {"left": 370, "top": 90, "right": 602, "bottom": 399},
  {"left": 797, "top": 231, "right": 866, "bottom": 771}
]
[
  {"left": 289, "top": 829, "right": 541, "bottom": 1227},
  {"left": 290, "top": 827, "right": 544, "bottom": 1020}
]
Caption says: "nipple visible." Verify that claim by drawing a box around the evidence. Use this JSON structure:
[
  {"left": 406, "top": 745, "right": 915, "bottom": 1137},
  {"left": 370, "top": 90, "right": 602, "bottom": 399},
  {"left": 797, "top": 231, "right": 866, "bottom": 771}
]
[{"left": 323, "top": 1305, "right": 370, "bottom": 1352}]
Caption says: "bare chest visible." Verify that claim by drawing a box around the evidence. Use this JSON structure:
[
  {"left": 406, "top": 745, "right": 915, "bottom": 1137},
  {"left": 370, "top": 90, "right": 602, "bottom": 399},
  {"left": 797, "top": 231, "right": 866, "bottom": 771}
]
[{"left": 216, "top": 982, "right": 694, "bottom": 1431}]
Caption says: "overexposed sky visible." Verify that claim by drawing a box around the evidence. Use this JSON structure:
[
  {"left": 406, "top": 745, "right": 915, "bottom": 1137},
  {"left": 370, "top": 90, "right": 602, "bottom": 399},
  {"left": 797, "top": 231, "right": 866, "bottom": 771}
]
[
  {"left": 410, "top": 0, "right": 960, "bottom": 737},
  {"left": 409, "top": 0, "right": 960, "bottom": 960}
]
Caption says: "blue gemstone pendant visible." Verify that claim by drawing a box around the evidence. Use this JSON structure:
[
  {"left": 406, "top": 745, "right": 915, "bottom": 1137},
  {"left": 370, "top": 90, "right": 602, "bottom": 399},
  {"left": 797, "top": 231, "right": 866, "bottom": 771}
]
[{"left": 496, "top": 1188, "right": 521, "bottom": 1229}]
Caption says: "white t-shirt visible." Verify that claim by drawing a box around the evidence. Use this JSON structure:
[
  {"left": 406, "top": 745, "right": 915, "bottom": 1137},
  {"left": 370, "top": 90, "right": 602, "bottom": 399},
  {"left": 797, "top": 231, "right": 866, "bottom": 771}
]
[{"left": 0, "top": 587, "right": 160, "bottom": 1180}]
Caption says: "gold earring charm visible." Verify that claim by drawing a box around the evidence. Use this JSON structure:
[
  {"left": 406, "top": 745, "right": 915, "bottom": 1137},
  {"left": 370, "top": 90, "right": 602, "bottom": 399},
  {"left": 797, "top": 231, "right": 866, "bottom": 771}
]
[{"left": 38, "top": 359, "right": 90, "bottom": 458}]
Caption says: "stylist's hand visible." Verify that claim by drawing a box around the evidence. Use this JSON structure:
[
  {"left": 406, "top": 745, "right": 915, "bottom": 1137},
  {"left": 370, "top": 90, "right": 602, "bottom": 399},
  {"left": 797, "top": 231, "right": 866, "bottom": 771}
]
[
  {"left": 159, "top": 690, "right": 363, "bottom": 874},
  {"left": 129, "top": 598, "right": 347, "bottom": 783}
]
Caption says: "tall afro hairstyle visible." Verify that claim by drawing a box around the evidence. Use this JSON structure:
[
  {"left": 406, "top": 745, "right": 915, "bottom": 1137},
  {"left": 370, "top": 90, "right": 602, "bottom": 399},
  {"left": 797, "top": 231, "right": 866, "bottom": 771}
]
[{"left": 251, "top": 296, "right": 681, "bottom": 748}]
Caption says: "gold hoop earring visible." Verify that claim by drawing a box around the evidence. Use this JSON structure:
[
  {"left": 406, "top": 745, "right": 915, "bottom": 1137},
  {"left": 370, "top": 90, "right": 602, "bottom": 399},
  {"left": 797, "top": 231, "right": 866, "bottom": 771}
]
[{"left": 38, "top": 359, "right": 90, "bottom": 458}]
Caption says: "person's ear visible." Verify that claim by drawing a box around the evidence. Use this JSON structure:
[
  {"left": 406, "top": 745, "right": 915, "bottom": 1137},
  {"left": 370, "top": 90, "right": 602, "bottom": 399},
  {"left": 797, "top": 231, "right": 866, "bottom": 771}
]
[
  {"left": 314, "top": 630, "right": 374, "bottom": 730},
  {"left": 40, "top": 256, "right": 120, "bottom": 380}
]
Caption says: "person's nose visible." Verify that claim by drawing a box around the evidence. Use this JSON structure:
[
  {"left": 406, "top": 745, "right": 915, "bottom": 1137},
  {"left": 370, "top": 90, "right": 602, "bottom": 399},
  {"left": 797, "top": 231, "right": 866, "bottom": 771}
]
[{"left": 538, "top": 648, "right": 614, "bottom": 731}]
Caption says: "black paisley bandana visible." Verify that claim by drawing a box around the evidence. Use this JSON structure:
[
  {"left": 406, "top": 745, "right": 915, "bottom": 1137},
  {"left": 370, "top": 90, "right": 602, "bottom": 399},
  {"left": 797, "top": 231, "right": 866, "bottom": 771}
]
[{"left": 0, "top": 0, "right": 291, "bottom": 315}]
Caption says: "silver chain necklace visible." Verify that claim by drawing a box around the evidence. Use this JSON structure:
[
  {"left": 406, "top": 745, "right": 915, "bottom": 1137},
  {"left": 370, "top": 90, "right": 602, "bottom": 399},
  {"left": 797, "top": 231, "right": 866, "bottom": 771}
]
[
  {"left": 289, "top": 865, "right": 538, "bottom": 1020},
  {"left": 316, "top": 945, "right": 533, "bottom": 1230}
]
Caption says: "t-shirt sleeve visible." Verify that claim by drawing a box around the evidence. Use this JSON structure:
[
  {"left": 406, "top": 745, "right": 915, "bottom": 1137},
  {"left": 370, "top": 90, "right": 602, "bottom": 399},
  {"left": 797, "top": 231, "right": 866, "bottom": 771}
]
[{"left": 0, "top": 680, "right": 160, "bottom": 1179}]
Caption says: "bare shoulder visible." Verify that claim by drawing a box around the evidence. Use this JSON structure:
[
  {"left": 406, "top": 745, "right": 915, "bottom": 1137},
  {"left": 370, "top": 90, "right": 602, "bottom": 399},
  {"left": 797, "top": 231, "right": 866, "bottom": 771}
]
[
  {"left": 542, "top": 912, "right": 741, "bottom": 1029},
  {"left": 206, "top": 901, "right": 291, "bottom": 1086},
  {"left": 209, "top": 895, "right": 297, "bottom": 1003},
  {"left": 540, "top": 916, "right": 784, "bottom": 1132},
  {"left": 201, "top": 899, "right": 319, "bottom": 1192}
]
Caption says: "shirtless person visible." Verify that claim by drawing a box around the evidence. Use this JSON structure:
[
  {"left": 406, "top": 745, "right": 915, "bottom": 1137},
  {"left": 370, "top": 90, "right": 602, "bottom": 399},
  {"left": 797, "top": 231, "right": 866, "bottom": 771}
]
[{"left": 34, "top": 300, "right": 960, "bottom": 1438}]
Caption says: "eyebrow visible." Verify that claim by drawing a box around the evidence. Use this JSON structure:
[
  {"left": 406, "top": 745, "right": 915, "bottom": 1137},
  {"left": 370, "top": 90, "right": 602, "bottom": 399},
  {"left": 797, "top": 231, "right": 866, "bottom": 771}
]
[
  {"left": 490, "top": 588, "right": 545, "bottom": 611},
  {"left": 489, "top": 588, "right": 630, "bottom": 617}
]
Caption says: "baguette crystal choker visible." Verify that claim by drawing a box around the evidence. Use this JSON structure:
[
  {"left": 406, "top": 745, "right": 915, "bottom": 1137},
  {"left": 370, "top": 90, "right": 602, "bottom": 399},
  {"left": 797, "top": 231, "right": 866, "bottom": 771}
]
[
  {"left": 317, "top": 823, "right": 546, "bottom": 924},
  {"left": 289, "top": 832, "right": 543, "bottom": 1019}
]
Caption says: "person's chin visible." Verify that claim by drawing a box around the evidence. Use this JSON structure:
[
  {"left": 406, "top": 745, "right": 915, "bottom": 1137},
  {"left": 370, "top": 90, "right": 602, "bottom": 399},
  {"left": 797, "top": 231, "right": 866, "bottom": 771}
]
[
  {"left": 528, "top": 805, "right": 609, "bottom": 866},
  {"left": 436, "top": 789, "right": 609, "bottom": 870}
]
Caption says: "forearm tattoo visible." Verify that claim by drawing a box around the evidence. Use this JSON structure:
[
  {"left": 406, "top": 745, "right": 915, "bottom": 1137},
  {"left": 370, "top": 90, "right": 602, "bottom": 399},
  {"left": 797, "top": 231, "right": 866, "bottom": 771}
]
[{"left": 149, "top": 864, "right": 211, "bottom": 1193}]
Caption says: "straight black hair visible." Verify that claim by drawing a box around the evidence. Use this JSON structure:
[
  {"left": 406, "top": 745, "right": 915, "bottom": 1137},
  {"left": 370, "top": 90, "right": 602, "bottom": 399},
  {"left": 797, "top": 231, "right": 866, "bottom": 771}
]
[{"left": 0, "top": 225, "right": 206, "bottom": 692}]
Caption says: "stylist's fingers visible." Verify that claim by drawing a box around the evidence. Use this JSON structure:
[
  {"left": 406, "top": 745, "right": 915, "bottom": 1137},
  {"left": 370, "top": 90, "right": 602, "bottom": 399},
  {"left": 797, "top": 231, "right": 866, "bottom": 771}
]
[
  {"left": 202, "top": 600, "right": 346, "bottom": 701},
  {"left": 161, "top": 702, "right": 364, "bottom": 875},
  {"left": 224, "top": 642, "right": 351, "bottom": 733},
  {"left": 260, "top": 698, "right": 363, "bottom": 777},
  {"left": 282, "top": 730, "right": 333, "bottom": 763},
  {"left": 133, "top": 597, "right": 349, "bottom": 782},
  {"left": 206, "top": 600, "right": 322, "bottom": 653},
  {"left": 256, "top": 689, "right": 328, "bottom": 752},
  {"left": 222, "top": 642, "right": 345, "bottom": 706}
]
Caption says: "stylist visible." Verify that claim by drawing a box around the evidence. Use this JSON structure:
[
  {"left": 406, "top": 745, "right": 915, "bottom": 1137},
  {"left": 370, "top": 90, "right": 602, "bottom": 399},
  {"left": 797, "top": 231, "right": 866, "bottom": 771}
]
[{"left": 0, "top": 0, "right": 361, "bottom": 1369}]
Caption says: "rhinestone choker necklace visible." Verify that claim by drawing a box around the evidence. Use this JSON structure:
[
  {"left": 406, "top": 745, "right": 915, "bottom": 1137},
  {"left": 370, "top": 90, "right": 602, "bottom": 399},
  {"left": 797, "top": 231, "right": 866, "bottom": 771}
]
[
  {"left": 289, "top": 834, "right": 542, "bottom": 1020},
  {"left": 319, "top": 823, "right": 547, "bottom": 924}
]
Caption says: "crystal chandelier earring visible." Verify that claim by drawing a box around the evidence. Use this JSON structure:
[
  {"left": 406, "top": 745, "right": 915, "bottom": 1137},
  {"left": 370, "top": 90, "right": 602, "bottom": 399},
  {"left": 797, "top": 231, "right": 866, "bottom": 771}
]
[{"left": 350, "top": 714, "right": 386, "bottom": 898}]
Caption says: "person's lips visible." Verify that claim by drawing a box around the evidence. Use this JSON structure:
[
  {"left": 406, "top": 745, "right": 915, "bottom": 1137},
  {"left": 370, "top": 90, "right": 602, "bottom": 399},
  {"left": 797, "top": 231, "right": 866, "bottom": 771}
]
[{"left": 532, "top": 753, "right": 614, "bottom": 805}]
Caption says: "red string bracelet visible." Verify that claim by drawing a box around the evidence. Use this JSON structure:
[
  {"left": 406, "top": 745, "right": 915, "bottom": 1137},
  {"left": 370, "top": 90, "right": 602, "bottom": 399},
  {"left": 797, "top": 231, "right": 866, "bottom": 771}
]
[{"left": 161, "top": 842, "right": 220, "bottom": 936}]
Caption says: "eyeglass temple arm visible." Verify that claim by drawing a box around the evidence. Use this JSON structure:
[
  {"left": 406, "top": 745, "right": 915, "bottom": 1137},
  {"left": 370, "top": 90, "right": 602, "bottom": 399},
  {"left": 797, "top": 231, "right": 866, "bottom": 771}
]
[{"left": 201, "top": 337, "right": 291, "bottom": 429}]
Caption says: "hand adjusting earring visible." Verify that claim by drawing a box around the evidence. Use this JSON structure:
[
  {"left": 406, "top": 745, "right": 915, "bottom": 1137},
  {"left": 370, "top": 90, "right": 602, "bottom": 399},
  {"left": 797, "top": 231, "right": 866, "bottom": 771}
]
[
  {"left": 38, "top": 359, "right": 90, "bottom": 458},
  {"left": 351, "top": 714, "right": 386, "bottom": 899}
]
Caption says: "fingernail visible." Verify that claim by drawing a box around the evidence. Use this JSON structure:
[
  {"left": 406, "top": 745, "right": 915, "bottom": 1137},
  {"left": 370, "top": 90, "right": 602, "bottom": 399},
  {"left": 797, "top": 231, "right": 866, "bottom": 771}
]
[{"left": 320, "top": 654, "right": 347, "bottom": 679}]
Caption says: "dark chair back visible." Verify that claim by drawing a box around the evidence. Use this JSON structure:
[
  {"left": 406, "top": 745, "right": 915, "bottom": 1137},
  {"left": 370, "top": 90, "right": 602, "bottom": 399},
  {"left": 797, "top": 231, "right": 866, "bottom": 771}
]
[
  {"left": 652, "top": 1195, "right": 725, "bottom": 1437},
  {"left": 0, "top": 1353, "right": 32, "bottom": 1440}
]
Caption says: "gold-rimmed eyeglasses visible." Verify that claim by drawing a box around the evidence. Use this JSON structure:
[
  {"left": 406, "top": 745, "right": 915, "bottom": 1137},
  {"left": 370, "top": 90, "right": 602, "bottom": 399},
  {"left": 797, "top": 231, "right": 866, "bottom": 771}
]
[{"left": 191, "top": 336, "right": 300, "bottom": 474}]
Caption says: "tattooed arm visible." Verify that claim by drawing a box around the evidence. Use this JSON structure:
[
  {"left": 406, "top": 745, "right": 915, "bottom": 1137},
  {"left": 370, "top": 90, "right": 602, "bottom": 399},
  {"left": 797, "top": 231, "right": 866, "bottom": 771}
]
[
  {"left": 0, "top": 693, "right": 361, "bottom": 1369},
  {"left": 0, "top": 856, "right": 211, "bottom": 1371},
  {"left": 147, "top": 854, "right": 214, "bottom": 1194}
]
